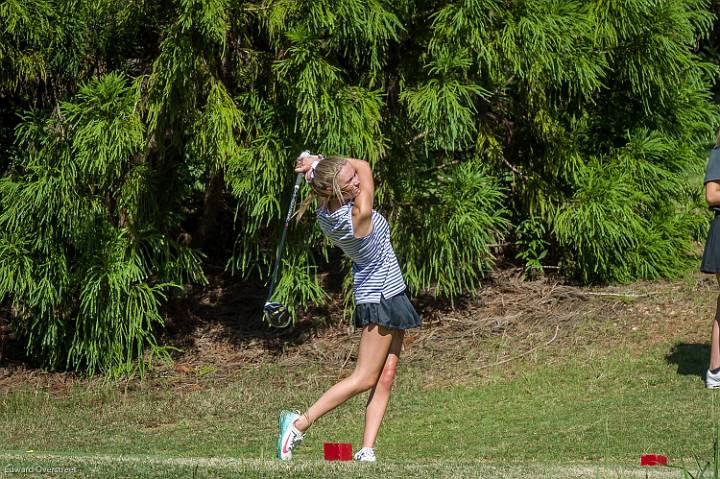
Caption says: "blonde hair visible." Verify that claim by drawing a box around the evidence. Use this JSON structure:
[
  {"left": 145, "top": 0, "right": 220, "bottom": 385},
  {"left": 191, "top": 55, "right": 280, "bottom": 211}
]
[{"left": 295, "top": 156, "right": 349, "bottom": 221}]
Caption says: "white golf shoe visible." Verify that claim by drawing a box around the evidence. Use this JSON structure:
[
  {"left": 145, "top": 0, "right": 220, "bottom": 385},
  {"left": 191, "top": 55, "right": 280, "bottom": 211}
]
[
  {"left": 276, "top": 410, "right": 303, "bottom": 460},
  {"left": 354, "top": 447, "right": 376, "bottom": 462},
  {"left": 707, "top": 369, "right": 720, "bottom": 389}
]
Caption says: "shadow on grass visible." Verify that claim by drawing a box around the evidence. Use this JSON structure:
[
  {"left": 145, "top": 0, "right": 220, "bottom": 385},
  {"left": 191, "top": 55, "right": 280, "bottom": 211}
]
[{"left": 665, "top": 342, "right": 709, "bottom": 379}]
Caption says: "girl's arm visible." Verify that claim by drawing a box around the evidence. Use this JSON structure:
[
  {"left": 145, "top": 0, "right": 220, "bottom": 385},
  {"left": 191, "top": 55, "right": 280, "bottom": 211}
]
[
  {"left": 707, "top": 181, "right": 720, "bottom": 207},
  {"left": 346, "top": 158, "right": 374, "bottom": 238}
]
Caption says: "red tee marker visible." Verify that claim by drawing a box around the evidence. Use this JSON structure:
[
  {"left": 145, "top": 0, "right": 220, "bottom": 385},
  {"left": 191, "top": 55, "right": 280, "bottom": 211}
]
[
  {"left": 640, "top": 454, "right": 668, "bottom": 466},
  {"left": 324, "top": 442, "right": 352, "bottom": 461}
]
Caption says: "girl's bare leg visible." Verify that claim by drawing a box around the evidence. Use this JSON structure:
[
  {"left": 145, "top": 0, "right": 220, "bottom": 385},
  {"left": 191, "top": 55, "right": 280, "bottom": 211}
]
[
  {"left": 711, "top": 275, "right": 720, "bottom": 370},
  {"left": 293, "top": 324, "right": 397, "bottom": 432},
  {"left": 361, "top": 329, "right": 404, "bottom": 449}
]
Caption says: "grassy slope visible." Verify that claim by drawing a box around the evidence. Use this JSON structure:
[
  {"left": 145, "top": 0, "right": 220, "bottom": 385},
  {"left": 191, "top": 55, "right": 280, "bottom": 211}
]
[{"left": 0, "top": 275, "right": 718, "bottom": 477}]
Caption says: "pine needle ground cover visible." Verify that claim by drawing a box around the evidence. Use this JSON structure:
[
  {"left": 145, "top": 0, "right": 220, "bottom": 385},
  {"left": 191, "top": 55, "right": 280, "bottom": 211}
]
[{"left": 1, "top": 274, "right": 719, "bottom": 478}]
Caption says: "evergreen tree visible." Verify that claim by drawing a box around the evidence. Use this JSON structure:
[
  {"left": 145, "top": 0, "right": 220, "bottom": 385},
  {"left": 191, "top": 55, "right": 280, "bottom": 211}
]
[{"left": 0, "top": 0, "right": 717, "bottom": 374}]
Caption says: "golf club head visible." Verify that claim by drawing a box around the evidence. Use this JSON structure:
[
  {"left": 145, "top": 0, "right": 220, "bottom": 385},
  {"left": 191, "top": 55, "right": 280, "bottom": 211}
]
[{"left": 263, "top": 302, "right": 292, "bottom": 328}]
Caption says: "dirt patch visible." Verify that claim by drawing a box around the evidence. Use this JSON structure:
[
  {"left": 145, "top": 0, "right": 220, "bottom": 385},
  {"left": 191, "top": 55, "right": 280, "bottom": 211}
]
[{"left": 0, "top": 269, "right": 717, "bottom": 393}]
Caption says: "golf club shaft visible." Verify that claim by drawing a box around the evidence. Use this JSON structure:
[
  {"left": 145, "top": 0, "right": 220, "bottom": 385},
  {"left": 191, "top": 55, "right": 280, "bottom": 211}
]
[{"left": 266, "top": 172, "right": 304, "bottom": 303}]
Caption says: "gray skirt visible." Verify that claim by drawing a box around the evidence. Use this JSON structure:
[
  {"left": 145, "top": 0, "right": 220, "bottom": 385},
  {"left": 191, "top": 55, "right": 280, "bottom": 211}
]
[
  {"left": 354, "top": 291, "right": 421, "bottom": 330},
  {"left": 702, "top": 213, "right": 720, "bottom": 274}
]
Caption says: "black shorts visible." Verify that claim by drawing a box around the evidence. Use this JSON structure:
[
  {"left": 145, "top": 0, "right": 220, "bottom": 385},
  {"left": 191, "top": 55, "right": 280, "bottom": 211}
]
[{"left": 702, "top": 213, "right": 720, "bottom": 274}]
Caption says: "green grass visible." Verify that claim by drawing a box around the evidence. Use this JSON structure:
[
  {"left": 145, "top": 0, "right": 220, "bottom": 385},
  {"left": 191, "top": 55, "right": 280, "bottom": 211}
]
[
  {"left": 1, "top": 286, "right": 719, "bottom": 477},
  {"left": 0, "top": 453, "right": 685, "bottom": 479}
]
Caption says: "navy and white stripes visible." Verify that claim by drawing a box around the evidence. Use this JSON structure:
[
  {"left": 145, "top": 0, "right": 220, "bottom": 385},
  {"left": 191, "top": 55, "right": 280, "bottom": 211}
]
[{"left": 317, "top": 203, "right": 405, "bottom": 304}]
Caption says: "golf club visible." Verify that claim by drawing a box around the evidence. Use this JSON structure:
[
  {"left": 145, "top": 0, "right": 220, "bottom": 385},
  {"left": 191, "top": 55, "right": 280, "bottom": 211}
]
[{"left": 263, "top": 167, "right": 306, "bottom": 328}]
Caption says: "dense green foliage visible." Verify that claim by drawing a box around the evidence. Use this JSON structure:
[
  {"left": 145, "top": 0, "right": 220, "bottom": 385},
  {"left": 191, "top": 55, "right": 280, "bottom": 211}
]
[{"left": 0, "top": 0, "right": 718, "bottom": 374}]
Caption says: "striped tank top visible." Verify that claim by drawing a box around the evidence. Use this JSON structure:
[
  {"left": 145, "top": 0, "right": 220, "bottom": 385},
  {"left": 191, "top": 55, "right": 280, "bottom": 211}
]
[{"left": 317, "top": 203, "right": 406, "bottom": 304}]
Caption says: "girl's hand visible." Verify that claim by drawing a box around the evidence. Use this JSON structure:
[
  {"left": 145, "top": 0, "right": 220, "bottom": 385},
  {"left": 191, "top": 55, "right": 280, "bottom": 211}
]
[{"left": 294, "top": 152, "right": 319, "bottom": 173}]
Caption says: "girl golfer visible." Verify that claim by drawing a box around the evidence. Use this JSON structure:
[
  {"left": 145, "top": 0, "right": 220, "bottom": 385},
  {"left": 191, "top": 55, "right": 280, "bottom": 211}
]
[
  {"left": 276, "top": 153, "right": 421, "bottom": 461},
  {"left": 703, "top": 140, "right": 720, "bottom": 388}
]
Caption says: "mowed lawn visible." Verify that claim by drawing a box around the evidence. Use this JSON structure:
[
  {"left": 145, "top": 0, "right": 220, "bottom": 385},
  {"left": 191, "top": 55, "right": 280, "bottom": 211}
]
[{"left": 1, "top": 277, "right": 719, "bottom": 478}]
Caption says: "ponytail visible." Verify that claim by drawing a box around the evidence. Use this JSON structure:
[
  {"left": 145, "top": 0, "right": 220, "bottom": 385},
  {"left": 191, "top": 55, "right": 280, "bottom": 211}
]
[{"left": 294, "top": 156, "right": 349, "bottom": 222}]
